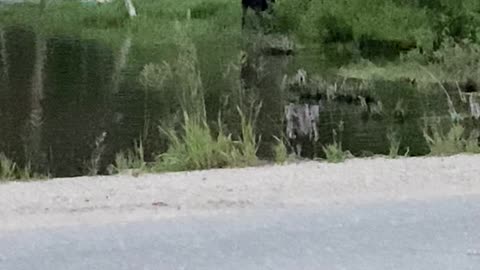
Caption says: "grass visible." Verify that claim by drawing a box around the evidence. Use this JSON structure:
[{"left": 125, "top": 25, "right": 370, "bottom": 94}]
[
  {"left": 322, "top": 141, "right": 349, "bottom": 163},
  {"left": 0, "top": 0, "right": 241, "bottom": 47},
  {"left": 2, "top": 0, "right": 478, "bottom": 48},
  {"left": 153, "top": 108, "right": 259, "bottom": 172},
  {"left": 322, "top": 123, "right": 350, "bottom": 163},
  {"left": 387, "top": 129, "right": 402, "bottom": 158},
  {"left": 1, "top": 0, "right": 480, "bottom": 176},
  {"left": 0, "top": 153, "right": 17, "bottom": 181},
  {"left": 272, "top": 136, "right": 288, "bottom": 164},
  {"left": 109, "top": 139, "right": 146, "bottom": 175},
  {"left": 339, "top": 37, "right": 480, "bottom": 84},
  {"left": 143, "top": 21, "right": 260, "bottom": 172},
  {"left": 423, "top": 120, "right": 480, "bottom": 156},
  {"left": 0, "top": 153, "right": 46, "bottom": 181}
]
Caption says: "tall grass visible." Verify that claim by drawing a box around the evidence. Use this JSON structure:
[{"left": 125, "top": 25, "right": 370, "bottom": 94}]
[
  {"left": 423, "top": 119, "right": 480, "bottom": 155},
  {"left": 0, "top": 153, "right": 16, "bottom": 181},
  {"left": 110, "top": 139, "right": 146, "bottom": 175},
  {"left": 387, "top": 129, "right": 401, "bottom": 158},
  {"left": 0, "top": 153, "right": 42, "bottom": 181},
  {"left": 153, "top": 108, "right": 260, "bottom": 172},
  {"left": 272, "top": 136, "right": 288, "bottom": 164},
  {"left": 322, "top": 122, "right": 350, "bottom": 163},
  {"left": 150, "top": 22, "right": 260, "bottom": 172}
]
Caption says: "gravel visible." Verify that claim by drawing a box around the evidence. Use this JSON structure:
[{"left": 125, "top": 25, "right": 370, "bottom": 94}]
[{"left": 1, "top": 154, "right": 479, "bottom": 232}]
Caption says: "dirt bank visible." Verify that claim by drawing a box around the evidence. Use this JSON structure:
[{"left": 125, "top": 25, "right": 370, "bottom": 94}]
[{"left": 1, "top": 154, "right": 480, "bottom": 232}]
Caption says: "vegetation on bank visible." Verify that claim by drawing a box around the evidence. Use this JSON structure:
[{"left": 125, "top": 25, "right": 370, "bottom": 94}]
[
  {"left": 1, "top": 0, "right": 480, "bottom": 47},
  {"left": 0, "top": 0, "right": 480, "bottom": 179},
  {"left": 0, "top": 153, "right": 47, "bottom": 181}
]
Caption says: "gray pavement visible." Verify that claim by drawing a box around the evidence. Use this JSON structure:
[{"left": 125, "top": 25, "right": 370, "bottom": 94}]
[{"left": 1, "top": 195, "right": 479, "bottom": 270}]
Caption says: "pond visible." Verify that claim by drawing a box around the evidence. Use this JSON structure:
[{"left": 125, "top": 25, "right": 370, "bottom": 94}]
[{"left": 0, "top": 20, "right": 478, "bottom": 177}]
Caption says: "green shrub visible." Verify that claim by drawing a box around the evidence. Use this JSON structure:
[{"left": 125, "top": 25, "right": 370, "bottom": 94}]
[
  {"left": 0, "top": 153, "right": 17, "bottom": 181},
  {"left": 0, "top": 154, "right": 42, "bottom": 181},
  {"left": 153, "top": 110, "right": 259, "bottom": 172},
  {"left": 322, "top": 141, "right": 348, "bottom": 163},
  {"left": 298, "top": 0, "right": 431, "bottom": 44},
  {"left": 387, "top": 130, "right": 402, "bottom": 158},
  {"left": 272, "top": 136, "right": 288, "bottom": 164},
  {"left": 111, "top": 140, "right": 146, "bottom": 175},
  {"left": 423, "top": 120, "right": 480, "bottom": 155},
  {"left": 322, "top": 124, "right": 350, "bottom": 163}
]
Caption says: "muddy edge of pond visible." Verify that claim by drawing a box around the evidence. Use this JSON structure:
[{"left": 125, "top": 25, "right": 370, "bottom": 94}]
[{"left": 1, "top": 154, "right": 479, "bottom": 232}]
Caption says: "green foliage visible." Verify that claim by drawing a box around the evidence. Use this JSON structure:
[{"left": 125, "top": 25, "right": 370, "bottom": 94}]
[
  {"left": 153, "top": 110, "right": 259, "bottom": 172},
  {"left": 111, "top": 140, "right": 146, "bottom": 175},
  {"left": 430, "top": 38, "right": 480, "bottom": 81},
  {"left": 273, "top": 0, "right": 312, "bottom": 33},
  {"left": 0, "top": 154, "right": 44, "bottom": 181},
  {"left": 341, "top": 37, "right": 480, "bottom": 83},
  {"left": 150, "top": 22, "right": 260, "bottom": 172},
  {"left": 0, "top": 153, "right": 17, "bottom": 181},
  {"left": 387, "top": 130, "right": 402, "bottom": 159},
  {"left": 272, "top": 136, "right": 288, "bottom": 164},
  {"left": 139, "top": 62, "right": 173, "bottom": 92},
  {"left": 423, "top": 119, "right": 480, "bottom": 156},
  {"left": 298, "top": 0, "right": 431, "bottom": 44},
  {"left": 322, "top": 123, "right": 350, "bottom": 163},
  {"left": 322, "top": 141, "right": 348, "bottom": 163}
]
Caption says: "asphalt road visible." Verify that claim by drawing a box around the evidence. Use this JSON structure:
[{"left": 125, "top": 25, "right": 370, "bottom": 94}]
[{"left": 1, "top": 195, "right": 480, "bottom": 270}]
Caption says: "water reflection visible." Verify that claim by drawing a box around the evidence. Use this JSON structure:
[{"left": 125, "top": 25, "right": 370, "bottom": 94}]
[{"left": 0, "top": 25, "right": 478, "bottom": 177}]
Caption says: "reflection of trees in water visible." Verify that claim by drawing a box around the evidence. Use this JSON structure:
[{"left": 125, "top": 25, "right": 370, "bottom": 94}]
[
  {"left": 40, "top": 37, "right": 116, "bottom": 176},
  {"left": 111, "top": 36, "right": 132, "bottom": 94},
  {"left": 23, "top": 33, "right": 47, "bottom": 173},
  {"left": 0, "top": 26, "right": 9, "bottom": 87},
  {"left": 239, "top": 34, "right": 291, "bottom": 158},
  {"left": 0, "top": 27, "right": 35, "bottom": 166}
]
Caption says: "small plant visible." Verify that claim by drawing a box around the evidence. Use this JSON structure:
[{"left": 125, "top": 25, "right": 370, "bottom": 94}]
[
  {"left": 111, "top": 139, "right": 146, "bottom": 175},
  {"left": 235, "top": 105, "right": 261, "bottom": 166},
  {"left": 17, "top": 162, "right": 33, "bottom": 180},
  {"left": 423, "top": 119, "right": 480, "bottom": 156},
  {"left": 0, "top": 153, "right": 16, "bottom": 181},
  {"left": 86, "top": 131, "right": 107, "bottom": 176},
  {"left": 465, "top": 129, "right": 480, "bottom": 154},
  {"left": 153, "top": 108, "right": 260, "bottom": 172},
  {"left": 150, "top": 23, "right": 261, "bottom": 173},
  {"left": 139, "top": 62, "right": 172, "bottom": 91},
  {"left": 322, "top": 141, "right": 347, "bottom": 163},
  {"left": 387, "top": 129, "right": 401, "bottom": 159},
  {"left": 272, "top": 136, "right": 288, "bottom": 164},
  {"left": 322, "top": 122, "right": 350, "bottom": 163},
  {"left": 0, "top": 154, "right": 42, "bottom": 181}
]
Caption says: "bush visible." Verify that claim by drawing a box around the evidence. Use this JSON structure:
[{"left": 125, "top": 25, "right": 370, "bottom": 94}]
[
  {"left": 423, "top": 119, "right": 480, "bottom": 156},
  {"left": 153, "top": 110, "right": 259, "bottom": 172}
]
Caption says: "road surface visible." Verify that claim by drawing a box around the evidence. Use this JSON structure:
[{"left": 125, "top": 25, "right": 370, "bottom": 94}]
[{"left": 1, "top": 195, "right": 480, "bottom": 270}]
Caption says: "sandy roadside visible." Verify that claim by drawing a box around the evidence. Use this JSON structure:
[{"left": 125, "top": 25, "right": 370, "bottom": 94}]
[{"left": 1, "top": 154, "right": 479, "bottom": 232}]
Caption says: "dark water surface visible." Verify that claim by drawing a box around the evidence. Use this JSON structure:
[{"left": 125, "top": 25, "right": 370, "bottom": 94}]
[{"left": 0, "top": 24, "right": 478, "bottom": 177}]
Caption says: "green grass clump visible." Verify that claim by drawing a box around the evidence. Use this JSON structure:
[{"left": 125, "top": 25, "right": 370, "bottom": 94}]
[
  {"left": 0, "top": 153, "right": 17, "bottom": 181},
  {"left": 153, "top": 109, "right": 259, "bottom": 172},
  {"left": 387, "top": 129, "right": 401, "bottom": 158},
  {"left": 148, "top": 21, "right": 259, "bottom": 172},
  {"left": 272, "top": 136, "right": 288, "bottom": 164},
  {"left": 0, "top": 153, "right": 44, "bottom": 181},
  {"left": 322, "top": 141, "right": 348, "bottom": 163},
  {"left": 296, "top": 0, "right": 431, "bottom": 44},
  {"left": 322, "top": 123, "right": 350, "bottom": 163},
  {"left": 110, "top": 139, "right": 146, "bottom": 175},
  {"left": 423, "top": 121, "right": 480, "bottom": 156}
]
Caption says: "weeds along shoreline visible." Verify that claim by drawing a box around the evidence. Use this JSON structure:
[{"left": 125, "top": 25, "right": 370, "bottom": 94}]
[{"left": 1, "top": 0, "right": 480, "bottom": 180}]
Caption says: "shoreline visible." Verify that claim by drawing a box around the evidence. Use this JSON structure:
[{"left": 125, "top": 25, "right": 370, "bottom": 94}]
[{"left": 1, "top": 154, "right": 480, "bottom": 232}]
